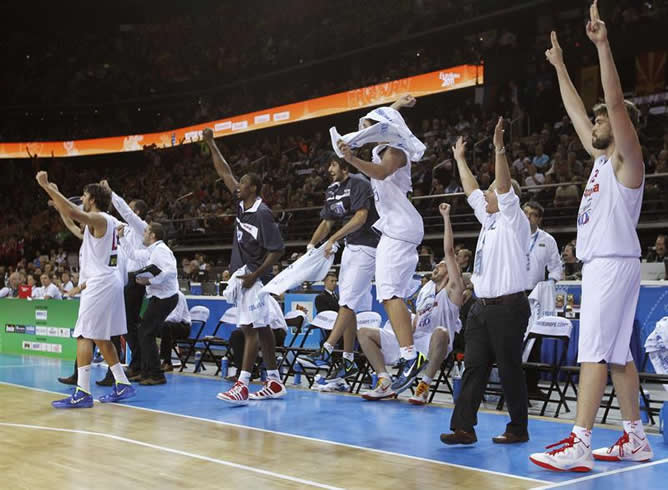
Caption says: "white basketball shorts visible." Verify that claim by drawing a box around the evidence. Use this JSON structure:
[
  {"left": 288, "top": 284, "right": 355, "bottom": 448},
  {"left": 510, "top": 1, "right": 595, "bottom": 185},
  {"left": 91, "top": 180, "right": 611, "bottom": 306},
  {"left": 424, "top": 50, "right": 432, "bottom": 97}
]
[
  {"left": 375, "top": 234, "right": 418, "bottom": 302},
  {"left": 338, "top": 244, "right": 376, "bottom": 312},
  {"left": 578, "top": 257, "right": 639, "bottom": 365}
]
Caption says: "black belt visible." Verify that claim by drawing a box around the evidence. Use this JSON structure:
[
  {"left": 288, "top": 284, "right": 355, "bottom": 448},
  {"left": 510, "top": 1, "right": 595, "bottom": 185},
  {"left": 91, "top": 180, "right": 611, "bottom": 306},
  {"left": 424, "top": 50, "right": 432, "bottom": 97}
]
[{"left": 479, "top": 291, "right": 526, "bottom": 306}]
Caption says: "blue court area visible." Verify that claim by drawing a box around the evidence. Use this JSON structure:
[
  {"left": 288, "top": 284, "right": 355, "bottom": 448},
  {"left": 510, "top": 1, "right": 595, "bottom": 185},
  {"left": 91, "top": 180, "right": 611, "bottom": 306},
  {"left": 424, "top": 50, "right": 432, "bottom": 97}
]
[{"left": 2, "top": 353, "right": 667, "bottom": 489}]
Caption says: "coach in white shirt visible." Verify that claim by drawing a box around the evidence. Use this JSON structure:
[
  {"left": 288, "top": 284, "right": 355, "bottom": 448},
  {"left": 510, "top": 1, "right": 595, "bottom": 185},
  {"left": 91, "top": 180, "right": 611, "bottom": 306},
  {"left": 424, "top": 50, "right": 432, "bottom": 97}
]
[
  {"left": 522, "top": 200, "right": 562, "bottom": 397},
  {"left": 441, "top": 118, "right": 532, "bottom": 446},
  {"left": 118, "top": 221, "right": 178, "bottom": 385},
  {"left": 523, "top": 201, "right": 562, "bottom": 289},
  {"left": 100, "top": 180, "right": 149, "bottom": 379}
]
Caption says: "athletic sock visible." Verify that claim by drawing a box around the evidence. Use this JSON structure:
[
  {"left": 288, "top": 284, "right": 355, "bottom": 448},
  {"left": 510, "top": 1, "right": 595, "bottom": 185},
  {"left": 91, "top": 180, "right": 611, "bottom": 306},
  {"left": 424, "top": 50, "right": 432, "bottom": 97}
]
[
  {"left": 377, "top": 372, "right": 391, "bottom": 386},
  {"left": 572, "top": 425, "right": 592, "bottom": 447},
  {"left": 238, "top": 370, "right": 251, "bottom": 386},
  {"left": 110, "top": 363, "right": 130, "bottom": 385},
  {"left": 77, "top": 365, "right": 91, "bottom": 393},
  {"left": 343, "top": 352, "right": 354, "bottom": 362},
  {"left": 323, "top": 342, "right": 334, "bottom": 354},
  {"left": 399, "top": 345, "right": 417, "bottom": 361},
  {"left": 266, "top": 369, "right": 280, "bottom": 382},
  {"left": 421, "top": 375, "right": 433, "bottom": 386},
  {"left": 623, "top": 419, "right": 646, "bottom": 438}
]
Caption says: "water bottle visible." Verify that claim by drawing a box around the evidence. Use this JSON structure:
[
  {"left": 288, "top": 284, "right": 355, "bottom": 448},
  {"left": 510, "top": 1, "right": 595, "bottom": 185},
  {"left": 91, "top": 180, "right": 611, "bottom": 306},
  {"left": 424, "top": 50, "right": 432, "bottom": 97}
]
[
  {"left": 215, "top": 281, "right": 220, "bottom": 296},
  {"left": 452, "top": 362, "right": 463, "bottom": 403},
  {"left": 639, "top": 391, "right": 650, "bottom": 424},
  {"left": 220, "top": 356, "right": 229, "bottom": 378},
  {"left": 370, "top": 371, "right": 378, "bottom": 389},
  {"left": 125, "top": 345, "right": 132, "bottom": 366},
  {"left": 194, "top": 351, "right": 202, "bottom": 373},
  {"left": 293, "top": 363, "right": 302, "bottom": 385}
]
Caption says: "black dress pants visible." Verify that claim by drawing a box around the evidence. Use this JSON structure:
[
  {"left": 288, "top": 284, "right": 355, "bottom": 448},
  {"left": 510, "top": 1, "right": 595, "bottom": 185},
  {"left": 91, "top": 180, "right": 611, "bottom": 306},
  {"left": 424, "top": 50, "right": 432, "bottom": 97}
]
[
  {"left": 139, "top": 294, "right": 178, "bottom": 379},
  {"left": 450, "top": 294, "right": 531, "bottom": 436},
  {"left": 124, "top": 282, "right": 146, "bottom": 370},
  {"left": 159, "top": 321, "right": 191, "bottom": 363}
]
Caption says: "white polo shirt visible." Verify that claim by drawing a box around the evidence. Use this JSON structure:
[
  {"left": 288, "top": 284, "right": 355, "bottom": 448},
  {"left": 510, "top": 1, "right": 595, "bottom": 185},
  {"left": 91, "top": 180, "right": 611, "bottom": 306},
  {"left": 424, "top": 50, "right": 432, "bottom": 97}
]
[
  {"left": 468, "top": 188, "right": 531, "bottom": 298},
  {"left": 527, "top": 228, "right": 563, "bottom": 289}
]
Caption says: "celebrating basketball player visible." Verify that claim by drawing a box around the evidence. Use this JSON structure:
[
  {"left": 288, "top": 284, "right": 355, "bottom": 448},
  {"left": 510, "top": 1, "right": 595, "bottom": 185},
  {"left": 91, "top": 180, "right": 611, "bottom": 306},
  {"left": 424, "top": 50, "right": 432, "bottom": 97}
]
[
  {"left": 36, "top": 172, "right": 135, "bottom": 408},
  {"left": 530, "top": 1, "right": 652, "bottom": 471}
]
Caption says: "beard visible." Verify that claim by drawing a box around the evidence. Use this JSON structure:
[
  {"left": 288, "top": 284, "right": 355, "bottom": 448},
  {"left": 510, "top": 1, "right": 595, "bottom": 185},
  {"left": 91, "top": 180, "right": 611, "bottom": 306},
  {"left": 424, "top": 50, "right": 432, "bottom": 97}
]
[{"left": 592, "top": 134, "right": 611, "bottom": 150}]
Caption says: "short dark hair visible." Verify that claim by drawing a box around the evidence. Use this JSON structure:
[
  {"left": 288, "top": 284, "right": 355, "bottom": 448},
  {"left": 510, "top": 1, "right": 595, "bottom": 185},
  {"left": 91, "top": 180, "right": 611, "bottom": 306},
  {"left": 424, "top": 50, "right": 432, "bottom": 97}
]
[
  {"left": 149, "top": 222, "right": 166, "bottom": 241},
  {"left": 132, "top": 199, "right": 148, "bottom": 220},
  {"left": 523, "top": 200, "right": 544, "bottom": 218},
  {"left": 83, "top": 183, "right": 111, "bottom": 212},
  {"left": 245, "top": 173, "right": 262, "bottom": 195},
  {"left": 592, "top": 100, "right": 640, "bottom": 126},
  {"left": 327, "top": 152, "right": 355, "bottom": 174},
  {"left": 325, "top": 271, "right": 337, "bottom": 280}
]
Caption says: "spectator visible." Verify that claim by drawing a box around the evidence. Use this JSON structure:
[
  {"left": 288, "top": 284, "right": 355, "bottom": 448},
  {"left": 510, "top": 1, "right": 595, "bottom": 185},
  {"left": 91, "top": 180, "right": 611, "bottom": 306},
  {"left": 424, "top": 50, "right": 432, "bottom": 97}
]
[
  {"left": 553, "top": 176, "right": 581, "bottom": 208},
  {"left": 456, "top": 248, "right": 473, "bottom": 273},
  {"left": 645, "top": 234, "right": 666, "bottom": 263},
  {"left": 562, "top": 243, "right": 582, "bottom": 280},
  {"left": 0, "top": 272, "right": 21, "bottom": 298},
  {"left": 532, "top": 144, "right": 550, "bottom": 172},
  {"left": 315, "top": 272, "right": 339, "bottom": 313},
  {"left": 61, "top": 271, "right": 74, "bottom": 294}
]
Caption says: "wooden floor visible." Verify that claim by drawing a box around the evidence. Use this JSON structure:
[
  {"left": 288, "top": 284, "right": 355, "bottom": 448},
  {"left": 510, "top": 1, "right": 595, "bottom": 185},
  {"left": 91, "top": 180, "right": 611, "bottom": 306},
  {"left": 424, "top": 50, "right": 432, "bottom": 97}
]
[{"left": 0, "top": 385, "right": 536, "bottom": 490}]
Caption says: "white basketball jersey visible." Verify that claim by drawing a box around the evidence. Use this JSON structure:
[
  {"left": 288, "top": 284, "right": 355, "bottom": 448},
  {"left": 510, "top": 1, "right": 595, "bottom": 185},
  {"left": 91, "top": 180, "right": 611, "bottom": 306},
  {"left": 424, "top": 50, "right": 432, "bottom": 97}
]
[
  {"left": 370, "top": 144, "right": 424, "bottom": 244},
  {"left": 80, "top": 213, "right": 123, "bottom": 281},
  {"left": 414, "top": 282, "right": 461, "bottom": 336},
  {"left": 576, "top": 155, "right": 643, "bottom": 262}
]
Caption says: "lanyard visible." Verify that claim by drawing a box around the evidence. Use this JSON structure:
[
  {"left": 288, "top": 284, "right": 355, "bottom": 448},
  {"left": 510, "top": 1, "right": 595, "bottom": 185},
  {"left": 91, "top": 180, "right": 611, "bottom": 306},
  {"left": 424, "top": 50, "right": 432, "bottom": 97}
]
[{"left": 528, "top": 231, "right": 539, "bottom": 254}]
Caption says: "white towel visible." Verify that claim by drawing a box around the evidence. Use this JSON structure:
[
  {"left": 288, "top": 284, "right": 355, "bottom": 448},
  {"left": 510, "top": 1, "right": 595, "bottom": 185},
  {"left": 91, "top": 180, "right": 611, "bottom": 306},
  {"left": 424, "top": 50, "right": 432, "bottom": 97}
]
[
  {"left": 260, "top": 242, "right": 339, "bottom": 297},
  {"left": 644, "top": 317, "right": 668, "bottom": 391},
  {"left": 330, "top": 106, "right": 426, "bottom": 163},
  {"left": 526, "top": 280, "right": 557, "bottom": 340},
  {"left": 222, "top": 266, "right": 247, "bottom": 305}
]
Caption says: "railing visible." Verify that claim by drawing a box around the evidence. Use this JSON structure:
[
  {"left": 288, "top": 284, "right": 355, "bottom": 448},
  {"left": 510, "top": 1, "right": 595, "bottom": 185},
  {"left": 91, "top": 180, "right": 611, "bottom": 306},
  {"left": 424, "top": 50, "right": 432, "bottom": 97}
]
[{"left": 160, "top": 173, "right": 668, "bottom": 252}]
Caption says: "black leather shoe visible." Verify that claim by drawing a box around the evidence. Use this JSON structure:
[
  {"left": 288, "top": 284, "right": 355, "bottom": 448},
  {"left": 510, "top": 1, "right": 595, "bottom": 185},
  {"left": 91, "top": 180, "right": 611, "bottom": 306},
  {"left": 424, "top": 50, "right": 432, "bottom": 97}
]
[
  {"left": 440, "top": 430, "right": 478, "bottom": 445},
  {"left": 492, "top": 432, "right": 529, "bottom": 444},
  {"left": 96, "top": 374, "right": 115, "bottom": 386},
  {"left": 57, "top": 374, "right": 77, "bottom": 385},
  {"left": 139, "top": 376, "right": 167, "bottom": 386}
]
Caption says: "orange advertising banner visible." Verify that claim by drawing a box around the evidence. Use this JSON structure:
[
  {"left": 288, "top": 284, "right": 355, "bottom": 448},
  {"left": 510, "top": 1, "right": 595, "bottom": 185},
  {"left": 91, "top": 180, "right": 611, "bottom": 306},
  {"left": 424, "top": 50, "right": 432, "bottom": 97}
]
[{"left": 0, "top": 64, "right": 483, "bottom": 159}]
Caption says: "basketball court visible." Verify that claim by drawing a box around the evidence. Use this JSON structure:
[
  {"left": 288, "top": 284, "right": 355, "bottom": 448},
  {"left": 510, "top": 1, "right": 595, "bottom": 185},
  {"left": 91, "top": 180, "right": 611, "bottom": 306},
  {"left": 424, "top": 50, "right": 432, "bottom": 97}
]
[{"left": 1, "top": 354, "right": 666, "bottom": 489}]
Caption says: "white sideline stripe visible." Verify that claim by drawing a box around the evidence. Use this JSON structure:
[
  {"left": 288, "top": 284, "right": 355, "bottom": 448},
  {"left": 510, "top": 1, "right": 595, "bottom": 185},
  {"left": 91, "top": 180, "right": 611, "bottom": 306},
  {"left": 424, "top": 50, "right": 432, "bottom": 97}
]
[
  {"left": 0, "top": 381, "right": 548, "bottom": 484},
  {"left": 530, "top": 458, "right": 668, "bottom": 489},
  {"left": 0, "top": 422, "right": 342, "bottom": 490}
]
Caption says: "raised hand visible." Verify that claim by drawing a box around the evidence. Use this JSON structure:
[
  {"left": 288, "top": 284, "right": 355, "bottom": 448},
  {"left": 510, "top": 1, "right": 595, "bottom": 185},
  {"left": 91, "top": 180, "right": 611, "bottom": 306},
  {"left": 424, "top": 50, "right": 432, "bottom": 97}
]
[
  {"left": 586, "top": 0, "right": 607, "bottom": 45},
  {"left": 202, "top": 128, "right": 214, "bottom": 143},
  {"left": 36, "top": 171, "right": 49, "bottom": 187},
  {"left": 545, "top": 31, "right": 564, "bottom": 68},
  {"left": 452, "top": 136, "right": 467, "bottom": 161},
  {"left": 493, "top": 117, "right": 505, "bottom": 149},
  {"left": 395, "top": 94, "right": 416, "bottom": 108},
  {"left": 337, "top": 140, "right": 354, "bottom": 163},
  {"left": 439, "top": 203, "right": 451, "bottom": 218}
]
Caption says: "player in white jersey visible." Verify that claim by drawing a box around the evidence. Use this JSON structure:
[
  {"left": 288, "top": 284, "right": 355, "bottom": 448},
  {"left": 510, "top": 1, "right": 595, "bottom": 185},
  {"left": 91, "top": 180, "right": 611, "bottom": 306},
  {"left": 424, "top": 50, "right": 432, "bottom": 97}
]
[
  {"left": 358, "top": 203, "right": 464, "bottom": 403},
  {"left": 531, "top": 1, "right": 652, "bottom": 472},
  {"left": 336, "top": 94, "right": 428, "bottom": 394},
  {"left": 36, "top": 172, "right": 135, "bottom": 408}
]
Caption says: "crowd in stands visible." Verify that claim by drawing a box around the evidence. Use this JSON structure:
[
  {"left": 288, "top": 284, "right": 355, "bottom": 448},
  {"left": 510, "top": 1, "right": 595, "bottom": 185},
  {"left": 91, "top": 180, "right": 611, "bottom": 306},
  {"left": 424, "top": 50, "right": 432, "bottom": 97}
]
[
  {"left": 1, "top": 0, "right": 667, "bottom": 286},
  {"left": 2, "top": 0, "right": 666, "bottom": 141}
]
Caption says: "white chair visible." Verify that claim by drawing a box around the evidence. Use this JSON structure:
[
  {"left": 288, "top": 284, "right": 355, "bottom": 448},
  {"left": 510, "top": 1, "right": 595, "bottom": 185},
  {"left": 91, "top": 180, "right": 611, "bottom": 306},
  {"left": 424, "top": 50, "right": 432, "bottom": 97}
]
[
  {"left": 355, "top": 311, "right": 382, "bottom": 330},
  {"left": 176, "top": 305, "right": 210, "bottom": 371}
]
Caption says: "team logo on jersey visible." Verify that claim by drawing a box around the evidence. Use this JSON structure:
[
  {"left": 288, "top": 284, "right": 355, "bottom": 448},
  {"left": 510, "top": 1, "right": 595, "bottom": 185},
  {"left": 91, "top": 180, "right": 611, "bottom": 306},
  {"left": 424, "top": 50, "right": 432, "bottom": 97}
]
[
  {"left": 583, "top": 184, "right": 599, "bottom": 198},
  {"left": 577, "top": 210, "right": 590, "bottom": 226},
  {"left": 236, "top": 227, "right": 243, "bottom": 243},
  {"left": 330, "top": 201, "right": 346, "bottom": 217}
]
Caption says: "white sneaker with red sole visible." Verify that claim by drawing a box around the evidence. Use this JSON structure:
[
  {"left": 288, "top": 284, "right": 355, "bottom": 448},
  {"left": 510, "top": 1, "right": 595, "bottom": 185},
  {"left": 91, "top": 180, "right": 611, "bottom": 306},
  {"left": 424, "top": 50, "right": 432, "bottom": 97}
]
[
  {"left": 593, "top": 431, "right": 653, "bottom": 462},
  {"left": 408, "top": 381, "right": 430, "bottom": 405},
  {"left": 216, "top": 381, "right": 249, "bottom": 405},
  {"left": 361, "top": 378, "right": 396, "bottom": 401},
  {"left": 249, "top": 379, "right": 287, "bottom": 400},
  {"left": 529, "top": 433, "right": 594, "bottom": 472}
]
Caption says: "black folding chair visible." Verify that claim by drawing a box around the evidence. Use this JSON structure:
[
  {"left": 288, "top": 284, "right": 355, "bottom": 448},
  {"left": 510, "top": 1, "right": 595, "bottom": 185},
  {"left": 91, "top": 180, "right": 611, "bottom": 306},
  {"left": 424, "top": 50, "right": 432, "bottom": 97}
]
[{"left": 175, "top": 305, "right": 210, "bottom": 372}]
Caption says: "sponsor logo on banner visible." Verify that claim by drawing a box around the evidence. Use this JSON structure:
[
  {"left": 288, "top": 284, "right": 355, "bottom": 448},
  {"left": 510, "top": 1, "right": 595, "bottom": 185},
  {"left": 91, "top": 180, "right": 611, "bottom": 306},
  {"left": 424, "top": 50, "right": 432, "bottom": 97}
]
[
  {"left": 254, "top": 114, "right": 270, "bottom": 124},
  {"left": 215, "top": 121, "right": 232, "bottom": 131},
  {"left": 59, "top": 328, "right": 71, "bottom": 338},
  {"left": 22, "top": 341, "right": 31, "bottom": 350},
  {"left": 31, "top": 342, "right": 42, "bottom": 351},
  {"left": 36, "top": 326, "right": 48, "bottom": 336},
  {"left": 231, "top": 121, "right": 248, "bottom": 131},
  {"left": 6, "top": 325, "right": 15, "bottom": 333},
  {"left": 439, "top": 71, "right": 461, "bottom": 87},
  {"left": 184, "top": 130, "right": 203, "bottom": 142},
  {"left": 35, "top": 309, "right": 47, "bottom": 321},
  {"left": 25, "top": 326, "right": 35, "bottom": 335},
  {"left": 15, "top": 326, "right": 26, "bottom": 334},
  {"left": 48, "top": 327, "right": 59, "bottom": 337},
  {"left": 273, "top": 111, "right": 290, "bottom": 122}
]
